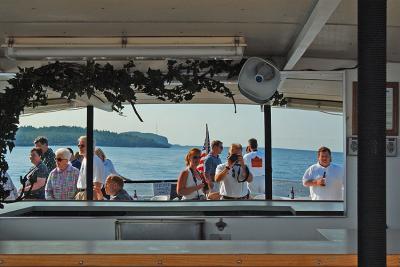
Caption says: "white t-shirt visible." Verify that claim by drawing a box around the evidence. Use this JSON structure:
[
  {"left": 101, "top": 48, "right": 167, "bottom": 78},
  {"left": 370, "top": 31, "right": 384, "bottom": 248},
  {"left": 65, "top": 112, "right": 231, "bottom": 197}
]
[
  {"left": 216, "top": 163, "right": 250, "bottom": 198},
  {"left": 77, "top": 155, "right": 105, "bottom": 189},
  {"left": 302, "top": 162, "right": 344, "bottom": 200},
  {"left": 181, "top": 167, "right": 205, "bottom": 200},
  {"left": 243, "top": 150, "right": 265, "bottom": 177}
]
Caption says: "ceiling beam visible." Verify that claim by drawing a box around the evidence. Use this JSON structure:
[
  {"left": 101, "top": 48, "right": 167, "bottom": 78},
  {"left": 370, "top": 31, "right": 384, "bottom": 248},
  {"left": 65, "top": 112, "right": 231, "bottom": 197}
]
[{"left": 283, "top": 0, "right": 341, "bottom": 70}]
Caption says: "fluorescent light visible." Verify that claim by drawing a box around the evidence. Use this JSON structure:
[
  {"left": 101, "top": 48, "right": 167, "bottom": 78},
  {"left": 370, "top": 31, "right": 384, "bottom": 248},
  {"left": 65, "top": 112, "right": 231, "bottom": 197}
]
[{"left": 3, "top": 37, "right": 246, "bottom": 60}]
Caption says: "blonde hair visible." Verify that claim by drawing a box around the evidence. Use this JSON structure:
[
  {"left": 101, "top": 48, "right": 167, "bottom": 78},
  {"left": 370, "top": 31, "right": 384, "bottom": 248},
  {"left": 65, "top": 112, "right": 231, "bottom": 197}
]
[
  {"left": 228, "top": 143, "right": 242, "bottom": 156},
  {"left": 184, "top": 148, "right": 201, "bottom": 166},
  {"left": 78, "top": 136, "right": 87, "bottom": 143},
  {"left": 95, "top": 147, "right": 106, "bottom": 160}
]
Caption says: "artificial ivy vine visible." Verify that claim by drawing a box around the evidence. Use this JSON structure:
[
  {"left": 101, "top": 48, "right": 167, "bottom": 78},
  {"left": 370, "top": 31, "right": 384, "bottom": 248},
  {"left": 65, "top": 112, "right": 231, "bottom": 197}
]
[{"left": 0, "top": 59, "right": 286, "bottom": 207}]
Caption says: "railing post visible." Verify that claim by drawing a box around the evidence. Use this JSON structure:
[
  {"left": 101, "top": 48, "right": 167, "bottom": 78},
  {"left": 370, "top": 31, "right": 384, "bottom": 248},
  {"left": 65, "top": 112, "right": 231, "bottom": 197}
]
[
  {"left": 86, "top": 105, "right": 94, "bottom": 200},
  {"left": 264, "top": 105, "right": 273, "bottom": 200}
]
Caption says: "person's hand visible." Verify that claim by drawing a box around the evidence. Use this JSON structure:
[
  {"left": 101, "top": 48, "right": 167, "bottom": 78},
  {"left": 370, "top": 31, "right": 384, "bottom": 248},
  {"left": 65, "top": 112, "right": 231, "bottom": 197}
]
[
  {"left": 315, "top": 178, "right": 326, "bottom": 186},
  {"left": 238, "top": 155, "right": 245, "bottom": 166},
  {"left": 227, "top": 161, "right": 235, "bottom": 169},
  {"left": 197, "top": 183, "right": 205, "bottom": 190}
]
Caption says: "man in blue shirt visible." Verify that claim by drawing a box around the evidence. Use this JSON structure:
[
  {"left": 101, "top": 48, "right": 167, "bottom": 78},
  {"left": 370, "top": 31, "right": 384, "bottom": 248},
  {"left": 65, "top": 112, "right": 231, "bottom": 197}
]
[{"left": 204, "top": 140, "right": 223, "bottom": 193}]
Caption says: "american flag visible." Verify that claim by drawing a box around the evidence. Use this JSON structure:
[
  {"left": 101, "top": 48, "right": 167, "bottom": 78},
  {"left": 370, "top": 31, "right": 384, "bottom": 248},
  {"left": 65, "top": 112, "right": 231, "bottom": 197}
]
[{"left": 197, "top": 124, "right": 210, "bottom": 173}]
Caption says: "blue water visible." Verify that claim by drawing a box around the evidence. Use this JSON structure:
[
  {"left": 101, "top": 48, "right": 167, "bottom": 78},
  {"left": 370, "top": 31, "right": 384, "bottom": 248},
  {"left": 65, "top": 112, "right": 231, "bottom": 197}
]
[{"left": 5, "top": 146, "right": 343, "bottom": 198}]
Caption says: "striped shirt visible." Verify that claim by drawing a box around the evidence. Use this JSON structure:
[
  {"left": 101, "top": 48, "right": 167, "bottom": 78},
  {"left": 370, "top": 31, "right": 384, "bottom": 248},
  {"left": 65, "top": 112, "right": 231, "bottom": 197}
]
[{"left": 45, "top": 164, "right": 80, "bottom": 200}]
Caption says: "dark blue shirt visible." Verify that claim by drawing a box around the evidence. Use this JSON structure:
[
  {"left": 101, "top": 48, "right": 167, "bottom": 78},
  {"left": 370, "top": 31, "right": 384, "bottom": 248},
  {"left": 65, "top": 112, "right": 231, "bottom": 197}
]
[{"left": 71, "top": 159, "right": 82, "bottom": 170}]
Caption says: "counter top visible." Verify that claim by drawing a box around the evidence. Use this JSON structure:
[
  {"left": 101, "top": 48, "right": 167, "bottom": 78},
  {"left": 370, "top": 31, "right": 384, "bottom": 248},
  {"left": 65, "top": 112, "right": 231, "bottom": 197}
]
[{"left": 0, "top": 200, "right": 344, "bottom": 217}]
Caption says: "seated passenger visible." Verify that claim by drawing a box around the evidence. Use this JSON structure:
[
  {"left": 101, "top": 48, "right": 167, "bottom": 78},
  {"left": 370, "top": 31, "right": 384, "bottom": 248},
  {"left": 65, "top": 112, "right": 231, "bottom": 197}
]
[
  {"left": 215, "top": 144, "right": 253, "bottom": 200},
  {"left": 105, "top": 175, "right": 133, "bottom": 201},
  {"left": 1, "top": 172, "right": 18, "bottom": 201},
  {"left": 177, "top": 148, "right": 212, "bottom": 200},
  {"left": 20, "top": 148, "right": 49, "bottom": 200},
  {"left": 45, "top": 148, "right": 80, "bottom": 200},
  {"left": 302, "top": 146, "right": 344, "bottom": 200}
]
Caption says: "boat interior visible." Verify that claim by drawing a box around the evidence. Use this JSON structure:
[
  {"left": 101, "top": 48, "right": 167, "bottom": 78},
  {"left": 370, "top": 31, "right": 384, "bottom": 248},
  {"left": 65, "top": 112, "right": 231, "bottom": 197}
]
[{"left": 0, "top": 0, "right": 399, "bottom": 266}]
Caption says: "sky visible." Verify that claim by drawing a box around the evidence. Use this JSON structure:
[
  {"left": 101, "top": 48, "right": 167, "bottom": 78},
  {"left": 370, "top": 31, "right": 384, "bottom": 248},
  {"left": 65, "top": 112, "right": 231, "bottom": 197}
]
[{"left": 19, "top": 104, "right": 344, "bottom": 152}]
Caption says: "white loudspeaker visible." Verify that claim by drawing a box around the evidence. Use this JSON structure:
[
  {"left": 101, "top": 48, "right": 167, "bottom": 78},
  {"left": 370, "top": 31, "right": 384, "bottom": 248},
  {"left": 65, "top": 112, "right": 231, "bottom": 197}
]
[{"left": 238, "top": 57, "right": 281, "bottom": 104}]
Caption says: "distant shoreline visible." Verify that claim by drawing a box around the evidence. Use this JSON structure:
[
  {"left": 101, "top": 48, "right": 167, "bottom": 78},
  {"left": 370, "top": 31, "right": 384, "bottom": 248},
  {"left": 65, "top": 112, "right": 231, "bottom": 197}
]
[
  {"left": 15, "top": 126, "right": 172, "bottom": 148},
  {"left": 14, "top": 143, "right": 344, "bottom": 154}
]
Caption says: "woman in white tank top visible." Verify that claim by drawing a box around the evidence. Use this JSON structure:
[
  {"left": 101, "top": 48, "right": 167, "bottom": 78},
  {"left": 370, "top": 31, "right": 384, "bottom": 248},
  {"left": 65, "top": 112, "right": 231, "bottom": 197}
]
[{"left": 176, "top": 148, "right": 211, "bottom": 200}]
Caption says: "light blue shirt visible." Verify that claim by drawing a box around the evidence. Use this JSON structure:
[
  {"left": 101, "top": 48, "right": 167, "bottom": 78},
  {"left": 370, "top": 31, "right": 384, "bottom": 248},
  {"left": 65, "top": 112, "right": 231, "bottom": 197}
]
[{"left": 104, "top": 159, "right": 120, "bottom": 180}]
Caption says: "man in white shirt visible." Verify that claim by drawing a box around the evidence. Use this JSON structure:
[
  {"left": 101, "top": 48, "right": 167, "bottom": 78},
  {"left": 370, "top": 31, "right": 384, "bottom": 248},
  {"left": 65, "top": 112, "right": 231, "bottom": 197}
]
[
  {"left": 302, "top": 146, "right": 344, "bottom": 200},
  {"left": 75, "top": 136, "right": 105, "bottom": 200},
  {"left": 215, "top": 143, "right": 253, "bottom": 199},
  {"left": 243, "top": 138, "right": 265, "bottom": 195}
]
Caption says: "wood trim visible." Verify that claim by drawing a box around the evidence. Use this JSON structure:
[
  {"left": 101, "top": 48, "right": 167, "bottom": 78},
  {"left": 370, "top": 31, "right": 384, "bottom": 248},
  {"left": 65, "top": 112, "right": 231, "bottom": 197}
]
[
  {"left": 0, "top": 254, "right": 399, "bottom": 267},
  {"left": 352, "top": 82, "right": 399, "bottom": 136}
]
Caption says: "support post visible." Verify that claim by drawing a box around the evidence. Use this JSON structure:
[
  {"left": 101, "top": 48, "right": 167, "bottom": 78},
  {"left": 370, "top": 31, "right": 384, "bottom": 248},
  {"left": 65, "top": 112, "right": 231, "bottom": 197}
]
[
  {"left": 86, "top": 105, "right": 94, "bottom": 201},
  {"left": 358, "top": 0, "right": 387, "bottom": 266},
  {"left": 264, "top": 105, "right": 273, "bottom": 200}
]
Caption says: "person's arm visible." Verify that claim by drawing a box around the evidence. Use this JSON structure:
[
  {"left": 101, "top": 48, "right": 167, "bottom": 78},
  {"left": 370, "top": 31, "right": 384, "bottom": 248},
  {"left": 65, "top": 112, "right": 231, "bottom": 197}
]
[
  {"left": 215, "top": 164, "right": 230, "bottom": 183},
  {"left": 238, "top": 155, "right": 250, "bottom": 180},
  {"left": 45, "top": 175, "right": 54, "bottom": 200},
  {"left": 29, "top": 177, "right": 47, "bottom": 191},
  {"left": 93, "top": 182, "right": 103, "bottom": 200},
  {"left": 176, "top": 170, "right": 204, "bottom": 196},
  {"left": 201, "top": 172, "right": 213, "bottom": 190},
  {"left": 93, "top": 158, "right": 105, "bottom": 200},
  {"left": 22, "top": 184, "right": 32, "bottom": 192},
  {"left": 302, "top": 167, "right": 324, "bottom": 187},
  {"left": 245, "top": 167, "right": 253, "bottom": 183},
  {"left": 303, "top": 179, "right": 325, "bottom": 187}
]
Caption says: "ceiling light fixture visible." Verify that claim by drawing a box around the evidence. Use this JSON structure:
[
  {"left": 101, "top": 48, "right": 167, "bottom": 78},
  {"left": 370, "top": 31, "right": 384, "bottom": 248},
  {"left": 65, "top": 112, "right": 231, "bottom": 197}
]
[{"left": 3, "top": 36, "right": 246, "bottom": 60}]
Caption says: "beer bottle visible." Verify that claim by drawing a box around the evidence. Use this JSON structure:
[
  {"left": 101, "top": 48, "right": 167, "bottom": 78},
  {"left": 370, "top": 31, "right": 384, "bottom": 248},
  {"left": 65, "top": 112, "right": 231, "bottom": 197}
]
[
  {"left": 290, "top": 187, "right": 295, "bottom": 199},
  {"left": 322, "top": 171, "right": 326, "bottom": 186},
  {"left": 133, "top": 190, "right": 138, "bottom": 200}
]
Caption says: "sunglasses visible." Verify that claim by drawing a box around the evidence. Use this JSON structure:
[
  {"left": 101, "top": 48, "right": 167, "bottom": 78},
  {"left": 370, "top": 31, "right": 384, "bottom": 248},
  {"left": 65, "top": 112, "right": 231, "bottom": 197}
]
[
  {"left": 77, "top": 144, "right": 85, "bottom": 148},
  {"left": 192, "top": 156, "right": 201, "bottom": 160},
  {"left": 55, "top": 158, "right": 67, "bottom": 162}
]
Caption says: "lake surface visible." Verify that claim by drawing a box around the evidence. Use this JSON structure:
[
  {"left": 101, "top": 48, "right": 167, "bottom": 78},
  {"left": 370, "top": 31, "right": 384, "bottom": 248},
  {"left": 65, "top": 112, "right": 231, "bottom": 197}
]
[{"left": 5, "top": 146, "right": 343, "bottom": 198}]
